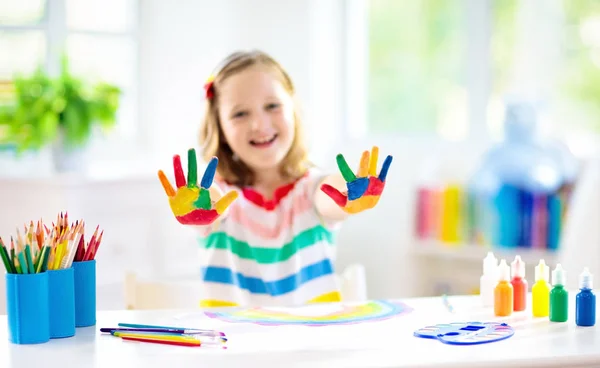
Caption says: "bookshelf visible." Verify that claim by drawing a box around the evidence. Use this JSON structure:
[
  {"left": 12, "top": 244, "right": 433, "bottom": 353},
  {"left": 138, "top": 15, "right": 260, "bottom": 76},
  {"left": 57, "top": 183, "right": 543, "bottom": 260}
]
[
  {"left": 410, "top": 240, "right": 559, "bottom": 297},
  {"left": 411, "top": 240, "right": 558, "bottom": 265}
]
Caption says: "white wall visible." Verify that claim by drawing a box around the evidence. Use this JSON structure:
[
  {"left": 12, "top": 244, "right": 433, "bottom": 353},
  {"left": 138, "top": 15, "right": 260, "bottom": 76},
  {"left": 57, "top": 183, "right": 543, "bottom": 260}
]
[{"left": 139, "top": 0, "right": 341, "bottom": 168}]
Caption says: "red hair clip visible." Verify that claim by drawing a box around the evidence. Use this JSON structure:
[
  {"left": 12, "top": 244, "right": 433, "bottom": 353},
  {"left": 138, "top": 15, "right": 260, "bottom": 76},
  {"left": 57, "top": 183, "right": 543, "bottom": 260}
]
[{"left": 204, "top": 75, "right": 215, "bottom": 99}]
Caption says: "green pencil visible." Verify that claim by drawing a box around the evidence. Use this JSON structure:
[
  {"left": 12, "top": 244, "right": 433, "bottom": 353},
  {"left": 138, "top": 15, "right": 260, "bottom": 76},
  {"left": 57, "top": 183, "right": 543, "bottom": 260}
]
[
  {"left": 0, "top": 243, "right": 14, "bottom": 273},
  {"left": 10, "top": 247, "right": 16, "bottom": 271},
  {"left": 41, "top": 246, "right": 51, "bottom": 272},
  {"left": 36, "top": 246, "right": 49, "bottom": 274},
  {"left": 17, "top": 252, "right": 28, "bottom": 274},
  {"left": 33, "top": 247, "right": 41, "bottom": 271},
  {"left": 24, "top": 245, "right": 35, "bottom": 274}
]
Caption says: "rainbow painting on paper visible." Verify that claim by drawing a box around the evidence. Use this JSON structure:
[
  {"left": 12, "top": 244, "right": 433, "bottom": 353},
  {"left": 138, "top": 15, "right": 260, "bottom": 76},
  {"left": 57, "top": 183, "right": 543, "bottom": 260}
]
[{"left": 204, "top": 300, "right": 413, "bottom": 326}]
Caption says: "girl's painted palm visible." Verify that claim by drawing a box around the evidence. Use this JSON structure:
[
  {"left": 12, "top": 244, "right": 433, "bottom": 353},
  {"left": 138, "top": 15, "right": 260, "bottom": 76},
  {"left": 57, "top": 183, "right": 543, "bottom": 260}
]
[
  {"left": 321, "top": 146, "right": 393, "bottom": 214},
  {"left": 158, "top": 149, "right": 238, "bottom": 225}
]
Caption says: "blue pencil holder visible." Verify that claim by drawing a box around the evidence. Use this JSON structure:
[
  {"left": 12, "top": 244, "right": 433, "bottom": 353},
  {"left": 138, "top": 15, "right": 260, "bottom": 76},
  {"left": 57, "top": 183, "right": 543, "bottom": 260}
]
[
  {"left": 47, "top": 268, "right": 76, "bottom": 338},
  {"left": 73, "top": 260, "right": 96, "bottom": 327},
  {"left": 5, "top": 272, "right": 50, "bottom": 344}
]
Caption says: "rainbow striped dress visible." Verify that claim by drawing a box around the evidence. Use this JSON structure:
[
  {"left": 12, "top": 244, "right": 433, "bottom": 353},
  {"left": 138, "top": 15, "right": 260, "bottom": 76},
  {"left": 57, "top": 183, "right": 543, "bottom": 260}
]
[{"left": 196, "top": 170, "right": 342, "bottom": 307}]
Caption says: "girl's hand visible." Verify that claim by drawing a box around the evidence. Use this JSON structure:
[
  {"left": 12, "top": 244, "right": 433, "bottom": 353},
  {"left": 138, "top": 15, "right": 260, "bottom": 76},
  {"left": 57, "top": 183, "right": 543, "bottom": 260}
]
[
  {"left": 320, "top": 146, "right": 392, "bottom": 214},
  {"left": 157, "top": 148, "right": 238, "bottom": 225}
]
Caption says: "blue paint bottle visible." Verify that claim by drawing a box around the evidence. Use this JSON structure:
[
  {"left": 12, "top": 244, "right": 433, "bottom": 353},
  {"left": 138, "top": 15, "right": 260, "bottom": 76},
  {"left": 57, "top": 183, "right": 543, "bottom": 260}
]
[{"left": 576, "top": 268, "right": 596, "bottom": 327}]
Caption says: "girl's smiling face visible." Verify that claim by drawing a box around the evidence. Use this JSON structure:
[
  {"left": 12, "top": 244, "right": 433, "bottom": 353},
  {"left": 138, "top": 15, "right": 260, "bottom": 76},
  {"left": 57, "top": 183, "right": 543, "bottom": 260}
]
[{"left": 217, "top": 65, "right": 296, "bottom": 174}]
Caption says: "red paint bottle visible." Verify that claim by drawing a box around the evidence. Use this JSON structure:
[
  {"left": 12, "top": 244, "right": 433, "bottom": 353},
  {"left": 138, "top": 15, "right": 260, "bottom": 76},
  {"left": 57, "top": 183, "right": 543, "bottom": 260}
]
[{"left": 511, "top": 255, "right": 528, "bottom": 311}]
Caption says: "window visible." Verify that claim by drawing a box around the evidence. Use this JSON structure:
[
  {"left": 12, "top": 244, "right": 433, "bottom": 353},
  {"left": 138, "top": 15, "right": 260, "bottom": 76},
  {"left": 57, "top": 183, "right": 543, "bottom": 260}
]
[
  {"left": 0, "top": 0, "right": 139, "bottom": 146},
  {"left": 366, "top": 0, "right": 468, "bottom": 138},
  {"left": 0, "top": 1, "right": 47, "bottom": 80},
  {"left": 349, "top": 0, "right": 600, "bottom": 154}
]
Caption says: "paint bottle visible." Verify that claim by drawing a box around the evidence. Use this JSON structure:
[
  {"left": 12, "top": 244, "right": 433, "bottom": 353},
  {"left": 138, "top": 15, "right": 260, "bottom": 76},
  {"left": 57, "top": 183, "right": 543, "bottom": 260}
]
[
  {"left": 576, "top": 267, "right": 596, "bottom": 327},
  {"left": 494, "top": 259, "right": 513, "bottom": 316},
  {"left": 481, "top": 252, "right": 498, "bottom": 307},
  {"left": 549, "top": 264, "right": 568, "bottom": 322},
  {"left": 532, "top": 259, "right": 550, "bottom": 317},
  {"left": 510, "top": 255, "right": 528, "bottom": 311}
]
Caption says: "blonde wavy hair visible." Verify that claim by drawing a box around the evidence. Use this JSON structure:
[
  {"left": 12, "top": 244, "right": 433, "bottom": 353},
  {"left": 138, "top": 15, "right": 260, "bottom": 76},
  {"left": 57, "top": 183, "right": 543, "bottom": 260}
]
[{"left": 199, "top": 50, "right": 310, "bottom": 187}]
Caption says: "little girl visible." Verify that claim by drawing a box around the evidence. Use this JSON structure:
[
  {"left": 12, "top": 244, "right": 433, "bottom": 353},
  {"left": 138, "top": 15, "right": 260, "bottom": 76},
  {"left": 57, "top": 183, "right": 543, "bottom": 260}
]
[{"left": 158, "top": 50, "right": 393, "bottom": 308}]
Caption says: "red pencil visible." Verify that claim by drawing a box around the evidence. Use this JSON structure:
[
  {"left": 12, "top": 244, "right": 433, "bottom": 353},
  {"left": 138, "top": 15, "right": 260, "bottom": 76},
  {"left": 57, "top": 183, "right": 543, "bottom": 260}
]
[
  {"left": 74, "top": 233, "right": 85, "bottom": 262},
  {"left": 89, "top": 230, "right": 103, "bottom": 260},
  {"left": 121, "top": 336, "right": 200, "bottom": 347},
  {"left": 82, "top": 225, "right": 99, "bottom": 261}
]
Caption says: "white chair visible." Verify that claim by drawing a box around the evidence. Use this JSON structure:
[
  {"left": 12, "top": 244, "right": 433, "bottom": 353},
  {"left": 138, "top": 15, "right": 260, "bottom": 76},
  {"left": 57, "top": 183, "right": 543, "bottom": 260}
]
[
  {"left": 337, "top": 263, "right": 368, "bottom": 302},
  {"left": 124, "top": 272, "right": 203, "bottom": 310},
  {"left": 124, "top": 264, "right": 369, "bottom": 310}
]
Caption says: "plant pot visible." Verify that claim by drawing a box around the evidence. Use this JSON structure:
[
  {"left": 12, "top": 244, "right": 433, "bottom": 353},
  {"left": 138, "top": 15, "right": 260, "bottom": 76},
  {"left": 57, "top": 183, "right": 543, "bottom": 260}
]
[
  {"left": 52, "top": 144, "right": 87, "bottom": 173},
  {"left": 51, "top": 131, "right": 88, "bottom": 174}
]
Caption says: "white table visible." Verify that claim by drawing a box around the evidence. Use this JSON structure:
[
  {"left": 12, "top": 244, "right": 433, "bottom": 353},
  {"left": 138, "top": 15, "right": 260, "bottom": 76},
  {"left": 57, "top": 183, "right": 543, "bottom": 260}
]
[{"left": 1, "top": 293, "right": 599, "bottom": 368}]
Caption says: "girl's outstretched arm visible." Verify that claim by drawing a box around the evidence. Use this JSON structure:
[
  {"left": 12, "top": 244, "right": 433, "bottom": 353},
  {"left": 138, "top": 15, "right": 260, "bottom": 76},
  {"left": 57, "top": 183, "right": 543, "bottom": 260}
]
[{"left": 314, "top": 173, "right": 350, "bottom": 222}]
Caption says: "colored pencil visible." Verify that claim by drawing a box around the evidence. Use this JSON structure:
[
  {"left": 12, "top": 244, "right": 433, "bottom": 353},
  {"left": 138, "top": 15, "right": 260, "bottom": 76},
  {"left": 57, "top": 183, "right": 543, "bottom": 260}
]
[
  {"left": 82, "top": 225, "right": 99, "bottom": 261},
  {"left": 121, "top": 336, "right": 201, "bottom": 347},
  {"left": 24, "top": 245, "right": 35, "bottom": 274},
  {"left": 17, "top": 252, "right": 28, "bottom": 274},
  {"left": 114, "top": 332, "right": 201, "bottom": 342},
  {"left": 101, "top": 328, "right": 228, "bottom": 341},
  {"left": 88, "top": 230, "right": 103, "bottom": 260},
  {"left": 115, "top": 332, "right": 225, "bottom": 347},
  {"left": 0, "top": 237, "right": 15, "bottom": 274},
  {"left": 117, "top": 323, "right": 226, "bottom": 337},
  {"left": 0, "top": 212, "right": 104, "bottom": 274}
]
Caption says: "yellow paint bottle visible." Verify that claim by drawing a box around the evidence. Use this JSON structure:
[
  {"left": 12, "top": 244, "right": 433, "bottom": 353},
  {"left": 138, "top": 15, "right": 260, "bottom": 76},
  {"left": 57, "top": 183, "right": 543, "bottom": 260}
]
[{"left": 532, "top": 259, "right": 551, "bottom": 317}]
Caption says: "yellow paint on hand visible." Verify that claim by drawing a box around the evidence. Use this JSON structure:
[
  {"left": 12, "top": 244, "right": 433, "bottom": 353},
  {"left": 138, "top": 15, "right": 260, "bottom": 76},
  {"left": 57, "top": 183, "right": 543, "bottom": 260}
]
[
  {"left": 368, "top": 146, "right": 379, "bottom": 177},
  {"left": 215, "top": 191, "right": 239, "bottom": 214},
  {"left": 343, "top": 195, "right": 381, "bottom": 214},
  {"left": 168, "top": 187, "right": 200, "bottom": 216},
  {"left": 357, "top": 150, "right": 370, "bottom": 178}
]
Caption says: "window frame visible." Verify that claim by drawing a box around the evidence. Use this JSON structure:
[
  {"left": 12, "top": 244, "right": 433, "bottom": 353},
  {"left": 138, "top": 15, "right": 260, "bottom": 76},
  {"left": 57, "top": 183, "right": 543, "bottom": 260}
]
[{"left": 0, "top": 0, "right": 143, "bottom": 164}]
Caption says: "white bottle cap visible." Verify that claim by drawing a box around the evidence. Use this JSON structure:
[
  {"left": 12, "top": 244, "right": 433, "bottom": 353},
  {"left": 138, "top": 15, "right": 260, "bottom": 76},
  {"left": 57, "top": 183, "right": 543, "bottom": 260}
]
[
  {"left": 535, "top": 259, "right": 549, "bottom": 282},
  {"left": 511, "top": 255, "right": 525, "bottom": 278},
  {"left": 579, "top": 267, "right": 593, "bottom": 289},
  {"left": 498, "top": 259, "right": 510, "bottom": 282},
  {"left": 483, "top": 252, "right": 498, "bottom": 275},
  {"left": 552, "top": 264, "right": 566, "bottom": 286}
]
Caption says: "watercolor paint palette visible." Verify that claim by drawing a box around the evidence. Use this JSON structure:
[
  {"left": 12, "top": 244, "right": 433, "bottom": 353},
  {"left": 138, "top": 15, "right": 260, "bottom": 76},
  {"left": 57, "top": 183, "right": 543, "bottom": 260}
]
[{"left": 414, "top": 322, "right": 514, "bottom": 345}]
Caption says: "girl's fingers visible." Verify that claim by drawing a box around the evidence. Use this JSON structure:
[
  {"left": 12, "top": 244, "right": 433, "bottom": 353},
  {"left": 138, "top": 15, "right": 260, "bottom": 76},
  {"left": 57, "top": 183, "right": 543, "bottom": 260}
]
[
  {"left": 201, "top": 157, "right": 218, "bottom": 189},
  {"left": 336, "top": 154, "right": 356, "bottom": 182},
  {"left": 368, "top": 146, "right": 379, "bottom": 177},
  {"left": 173, "top": 154, "right": 186, "bottom": 188},
  {"left": 157, "top": 170, "right": 176, "bottom": 197},
  {"left": 320, "top": 184, "right": 348, "bottom": 207},
  {"left": 215, "top": 191, "right": 239, "bottom": 215},
  {"left": 187, "top": 148, "right": 198, "bottom": 187},
  {"left": 378, "top": 155, "right": 393, "bottom": 182},
  {"left": 357, "top": 150, "right": 370, "bottom": 178}
]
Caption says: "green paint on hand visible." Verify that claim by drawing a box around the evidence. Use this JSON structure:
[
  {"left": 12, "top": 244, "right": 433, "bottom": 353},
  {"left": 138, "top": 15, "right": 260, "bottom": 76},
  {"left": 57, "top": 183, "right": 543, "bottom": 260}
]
[
  {"left": 336, "top": 154, "right": 356, "bottom": 182},
  {"left": 187, "top": 149, "right": 198, "bottom": 187},
  {"left": 194, "top": 188, "right": 212, "bottom": 210}
]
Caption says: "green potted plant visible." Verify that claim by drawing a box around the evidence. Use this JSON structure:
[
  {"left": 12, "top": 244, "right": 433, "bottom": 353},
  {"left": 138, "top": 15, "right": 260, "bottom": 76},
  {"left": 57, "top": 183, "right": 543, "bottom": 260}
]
[{"left": 0, "top": 57, "right": 121, "bottom": 172}]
